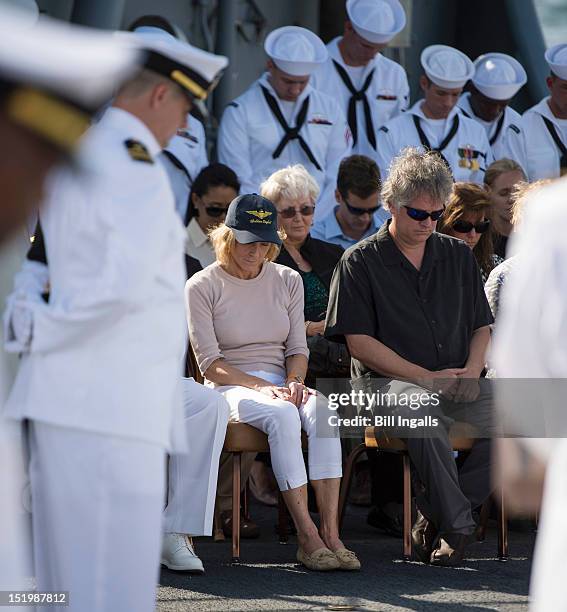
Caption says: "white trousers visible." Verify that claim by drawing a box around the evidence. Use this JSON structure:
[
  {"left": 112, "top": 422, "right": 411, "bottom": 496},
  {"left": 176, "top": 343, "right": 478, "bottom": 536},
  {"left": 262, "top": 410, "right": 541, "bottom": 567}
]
[
  {"left": 218, "top": 373, "right": 342, "bottom": 491},
  {"left": 163, "top": 378, "right": 229, "bottom": 535},
  {"left": 28, "top": 421, "right": 165, "bottom": 612},
  {"left": 529, "top": 439, "right": 567, "bottom": 611}
]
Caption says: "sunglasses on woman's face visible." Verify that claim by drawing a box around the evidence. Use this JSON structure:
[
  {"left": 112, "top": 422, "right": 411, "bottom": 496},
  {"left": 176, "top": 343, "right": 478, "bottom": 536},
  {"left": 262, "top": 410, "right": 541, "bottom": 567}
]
[
  {"left": 204, "top": 205, "right": 230, "bottom": 218},
  {"left": 344, "top": 200, "right": 380, "bottom": 216},
  {"left": 278, "top": 205, "right": 315, "bottom": 219},
  {"left": 452, "top": 219, "right": 491, "bottom": 234},
  {"left": 403, "top": 205, "right": 445, "bottom": 221}
]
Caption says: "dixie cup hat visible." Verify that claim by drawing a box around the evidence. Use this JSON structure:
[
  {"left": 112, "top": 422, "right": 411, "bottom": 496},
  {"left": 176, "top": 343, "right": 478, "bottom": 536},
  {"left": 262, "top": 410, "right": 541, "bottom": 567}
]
[
  {"left": 346, "top": 0, "right": 406, "bottom": 45},
  {"left": 421, "top": 44, "right": 474, "bottom": 89},
  {"left": 473, "top": 53, "right": 527, "bottom": 101},
  {"left": 225, "top": 194, "right": 282, "bottom": 246},
  {"left": 545, "top": 44, "right": 567, "bottom": 81},
  {"left": 264, "top": 26, "right": 327, "bottom": 76}
]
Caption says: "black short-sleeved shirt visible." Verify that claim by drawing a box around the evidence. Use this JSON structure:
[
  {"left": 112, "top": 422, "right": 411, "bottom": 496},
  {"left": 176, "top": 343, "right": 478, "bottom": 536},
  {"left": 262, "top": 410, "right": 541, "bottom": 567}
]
[{"left": 325, "top": 222, "right": 494, "bottom": 378}]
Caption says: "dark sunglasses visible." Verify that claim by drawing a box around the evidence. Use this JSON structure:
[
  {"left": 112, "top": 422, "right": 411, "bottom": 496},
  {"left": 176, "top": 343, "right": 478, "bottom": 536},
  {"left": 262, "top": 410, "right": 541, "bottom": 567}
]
[
  {"left": 204, "top": 206, "right": 230, "bottom": 218},
  {"left": 279, "top": 205, "right": 315, "bottom": 219},
  {"left": 452, "top": 219, "right": 491, "bottom": 234},
  {"left": 403, "top": 205, "right": 445, "bottom": 221},
  {"left": 345, "top": 200, "right": 381, "bottom": 216}
]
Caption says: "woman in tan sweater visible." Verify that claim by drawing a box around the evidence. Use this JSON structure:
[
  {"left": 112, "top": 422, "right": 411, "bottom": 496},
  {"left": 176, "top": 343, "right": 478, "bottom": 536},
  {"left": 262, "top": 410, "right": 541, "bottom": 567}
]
[{"left": 186, "top": 194, "right": 360, "bottom": 572}]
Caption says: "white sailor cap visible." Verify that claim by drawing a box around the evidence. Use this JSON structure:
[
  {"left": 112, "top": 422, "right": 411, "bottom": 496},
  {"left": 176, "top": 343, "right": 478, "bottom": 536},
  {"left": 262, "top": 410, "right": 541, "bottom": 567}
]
[
  {"left": 421, "top": 44, "right": 474, "bottom": 89},
  {"left": 264, "top": 26, "right": 327, "bottom": 77},
  {"left": 129, "top": 28, "right": 228, "bottom": 101},
  {"left": 473, "top": 53, "right": 527, "bottom": 101},
  {"left": 346, "top": 0, "right": 406, "bottom": 45},
  {"left": 0, "top": 5, "right": 140, "bottom": 154},
  {"left": 545, "top": 44, "right": 567, "bottom": 81}
]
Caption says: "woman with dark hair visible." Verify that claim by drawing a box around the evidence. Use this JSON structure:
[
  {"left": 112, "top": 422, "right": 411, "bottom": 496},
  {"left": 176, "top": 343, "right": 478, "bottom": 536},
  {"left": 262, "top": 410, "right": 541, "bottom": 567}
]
[
  {"left": 184, "top": 163, "right": 240, "bottom": 278},
  {"left": 437, "top": 182, "right": 503, "bottom": 283}
]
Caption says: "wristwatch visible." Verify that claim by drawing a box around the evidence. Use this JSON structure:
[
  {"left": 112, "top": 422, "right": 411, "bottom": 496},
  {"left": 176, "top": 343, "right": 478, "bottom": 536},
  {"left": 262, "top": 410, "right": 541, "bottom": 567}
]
[{"left": 286, "top": 375, "right": 305, "bottom": 385}]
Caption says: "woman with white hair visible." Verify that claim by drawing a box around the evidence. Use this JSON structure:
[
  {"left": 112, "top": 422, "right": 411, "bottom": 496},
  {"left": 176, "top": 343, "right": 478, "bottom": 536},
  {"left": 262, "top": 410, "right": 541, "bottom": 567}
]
[
  {"left": 262, "top": 165, "right": 349, "bottom": 384},
  {"left": 186, "top": 193, "right": 360, "bottom": 571}
]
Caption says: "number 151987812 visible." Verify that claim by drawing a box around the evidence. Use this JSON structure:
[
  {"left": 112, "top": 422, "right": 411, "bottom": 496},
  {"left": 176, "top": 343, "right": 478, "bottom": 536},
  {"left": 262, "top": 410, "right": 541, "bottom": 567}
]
[{"left": 0, "top": 591, "right": 68, "bottom": 606}]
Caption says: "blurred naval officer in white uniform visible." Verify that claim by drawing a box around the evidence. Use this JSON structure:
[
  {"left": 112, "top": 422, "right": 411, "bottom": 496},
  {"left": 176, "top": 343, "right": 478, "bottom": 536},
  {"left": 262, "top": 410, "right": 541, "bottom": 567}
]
[
  {"left": 218, "top": 25, "right": 351, "bottom": 222},
  {"left": 130, "top": 21, "right": 209, "bottom": 223},
  {"left": 0, "top": 4, "right": 139, "bottom": 603},
  {"left": 522, "top": 44, "right": 567, "bottom": 181},
  {"left": 458, "top": 53, "right": 528, "bottom": 170},
  {"left": 4, "top": 28, "right": 227, "bottom": 612},
  {"left": 311, "top": 0, "right": 409, "bottom": 158},
  {"left": 376, "top": 45, "right": 493, "bottom": 183},
  {"left": 491, "top": 176, "right": 567, "bottom": 612}
]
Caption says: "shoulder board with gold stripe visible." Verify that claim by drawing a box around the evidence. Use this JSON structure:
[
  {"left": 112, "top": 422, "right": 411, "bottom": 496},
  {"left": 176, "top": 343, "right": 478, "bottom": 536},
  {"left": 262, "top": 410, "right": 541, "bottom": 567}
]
[{"left": 124, "top": 139, "right": 154, "bottom": 164}]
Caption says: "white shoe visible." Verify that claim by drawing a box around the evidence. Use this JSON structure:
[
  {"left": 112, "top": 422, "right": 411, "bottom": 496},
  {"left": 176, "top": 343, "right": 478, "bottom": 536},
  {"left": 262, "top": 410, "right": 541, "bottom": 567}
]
[{"left": 161, "top": 533, "right": 205, "bottom": 573}]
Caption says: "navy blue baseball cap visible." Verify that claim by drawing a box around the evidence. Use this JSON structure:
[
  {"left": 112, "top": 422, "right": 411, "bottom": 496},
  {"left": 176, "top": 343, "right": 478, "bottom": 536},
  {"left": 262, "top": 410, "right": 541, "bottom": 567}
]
[{"left": 225, "top": 193, "right": 282, "bottom": 246}]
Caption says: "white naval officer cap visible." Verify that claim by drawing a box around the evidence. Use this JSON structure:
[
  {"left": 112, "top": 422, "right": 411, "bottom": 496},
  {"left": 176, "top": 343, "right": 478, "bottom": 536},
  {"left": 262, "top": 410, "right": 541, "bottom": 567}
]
[
  {"left": 421, "top": 44, "right": 474, "bottom": 89},
  {"left": 346, "top": 0, "right": 406, "bottom": 45},
  {"left": 473, "top": 53, "right": 527, "bottom": 101},
  {"left": 128, "top": 28, "right": 228, "bottom": 101},
  {"left": 264, "top": 26, "right": 328, "bottom": 77},
  {"left": 0, "top": 4, "right": 140, "bottom": 154},
  {"left": 545, "top": 44, "right": 567, "bottom": 81}
]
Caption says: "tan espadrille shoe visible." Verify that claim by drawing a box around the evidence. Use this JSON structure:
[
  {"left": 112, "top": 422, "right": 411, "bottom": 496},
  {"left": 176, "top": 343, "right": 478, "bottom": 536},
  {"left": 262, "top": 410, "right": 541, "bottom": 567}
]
[
  {"left": 296, "top": 547, "right": 341, "bottom": 571},
  {"left": 333, "top": 548, "right": 361, "bottom": 571}
]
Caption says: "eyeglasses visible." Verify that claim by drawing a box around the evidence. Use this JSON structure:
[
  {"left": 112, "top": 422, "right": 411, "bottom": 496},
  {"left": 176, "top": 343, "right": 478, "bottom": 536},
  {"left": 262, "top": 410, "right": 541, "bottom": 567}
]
[
  {"left": 403, "top": 205, "right": 445, "bottom": 221},
  {"left": 344, "top": 200, "right": 381, "bottom": 216},
  {"left": 278, "top": 205, "right": 315, "bottom": 219},
  {"left": 204, "top": 206, "right": 230, "bottom": 218},
  {"left": 452, "top": 219, "right": 491, "bottom": 234}
]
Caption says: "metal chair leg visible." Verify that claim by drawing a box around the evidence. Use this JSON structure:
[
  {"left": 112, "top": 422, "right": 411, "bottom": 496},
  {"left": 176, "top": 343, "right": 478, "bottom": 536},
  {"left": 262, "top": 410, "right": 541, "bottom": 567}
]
[
  {"left": 232, "top": 452, "right": 241, "bottom": 563},
  {"left": 277, "top": 492, "right": 289, "bottom": 544},
  {"left": 337, "top": 443, "right": 367, "bottom": 532},
  {"left": 477, "top": 497, "right": 492, "bottom": 542},
  {"left": 497, "top": 486, "right": 508, "bottom": 561},
  {"left": 402, "top": 454, "right": 412, "bottom": 561}
]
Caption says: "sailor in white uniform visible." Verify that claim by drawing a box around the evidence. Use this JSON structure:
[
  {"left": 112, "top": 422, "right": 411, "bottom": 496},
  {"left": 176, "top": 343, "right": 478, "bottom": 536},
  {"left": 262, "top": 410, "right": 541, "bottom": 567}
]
[
  {"left": 522, "top": 44, "right": 567, "bottom": 181},
  {"left": 458, "top": 53, "right": 528, "bottom": 170},
  {"left": 162, "top": 115, "right": 208, "bottom": 222},
  {"left": 4, "top": 29, "right": 227, "bottom": 612},
  {"left": 376, "top": 44, "right": 493, "bottom": 183},
  {"left": 218, "top": 25, "right": 351, "bottom": 222},
  {"left": 0, "top": 6, "right": 139, "bottom": 603},
  {"left": 311, "top": 0, "right": 409, "bottom": 158},
  {"left": 492, "top": 177, "right": 567, "bottom": 612}
]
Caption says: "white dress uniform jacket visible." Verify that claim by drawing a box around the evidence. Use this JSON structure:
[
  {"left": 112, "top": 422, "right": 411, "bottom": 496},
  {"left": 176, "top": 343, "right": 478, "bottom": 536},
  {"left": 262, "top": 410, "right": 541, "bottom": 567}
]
[
  {"left": 217, "top": 74, "right": 352, "bottom": 222},
  {"left": 522, "top": 97, "right": 567, "bottom": 181},
  {"left": 458, "top": 92, "right": 528, "bottom": 171},
  {"left": 310, "top": 37, "right": 409, "bottom": 157},
  {"left": 161, "top": 114, "right": 208, "bottom": 222},
  {"left": 4, "top": 107, "right": 187, "bottom": 451},
  {"left": 375, "top": 101, "right": 494, "bottom": 183}
]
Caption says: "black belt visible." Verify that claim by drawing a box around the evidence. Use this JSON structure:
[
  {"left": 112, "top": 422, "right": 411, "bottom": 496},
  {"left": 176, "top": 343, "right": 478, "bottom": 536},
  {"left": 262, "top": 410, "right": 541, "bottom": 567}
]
[
  {"left": 332, "top": 60, "right": 376, "bottom": 150},
  {"left": 413, "top": 114, "right": 460, "bottom": 170},
  {"left": 542, "top": 116, "right": 567, "bottom": 174},
  {"left": 260, "top": 86, "right": 321, "bottom": 171}
]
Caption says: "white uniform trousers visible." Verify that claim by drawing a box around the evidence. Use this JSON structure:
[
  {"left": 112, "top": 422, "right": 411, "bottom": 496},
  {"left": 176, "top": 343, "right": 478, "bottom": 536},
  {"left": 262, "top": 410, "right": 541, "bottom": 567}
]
[
  {"left": 163, "top": 378, "right": 229, "bottom": 535},
  {"left": 529, "top": 438, "right": 567, "bottom": 611},
  {"left": 28, "top": 421, "right": 165, "bottom": 612},
  {"left": 217, "top": 373, "right": 342, "bottom": 491}
]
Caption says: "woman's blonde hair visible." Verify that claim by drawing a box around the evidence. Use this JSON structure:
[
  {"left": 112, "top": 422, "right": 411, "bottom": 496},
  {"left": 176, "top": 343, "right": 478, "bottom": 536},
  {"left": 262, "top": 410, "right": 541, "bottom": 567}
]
[
  {"left": 209, "top": 224, "right": 281, "bottom": 266},
  {"left": 484, "top": 158, "right": 526, "bottom": 188},
  {"left": 260, "top": 164, "right": 320, "bottom": 204},
  {"left": 510, "top": 179, "right": 553, "bottom": 228}
]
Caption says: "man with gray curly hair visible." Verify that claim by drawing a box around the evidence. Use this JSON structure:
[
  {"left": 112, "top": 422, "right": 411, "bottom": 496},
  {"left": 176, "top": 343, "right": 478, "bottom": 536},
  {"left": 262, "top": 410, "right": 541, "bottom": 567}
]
[{"left": 325, "top": 147, "right": 494, "bottom": 567}]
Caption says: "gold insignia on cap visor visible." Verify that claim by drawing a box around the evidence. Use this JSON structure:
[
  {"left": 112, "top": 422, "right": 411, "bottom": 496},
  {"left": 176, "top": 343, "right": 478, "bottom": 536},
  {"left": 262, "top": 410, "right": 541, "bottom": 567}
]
[
  {"left": 171, "top": 69, "right": 208, "bottom": 100},
  {"left": 246, "top": 210, "right": 273, "bottom": 220},
  {"left": 6, "top": 87, "right": 90, "bottom": 152}
]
